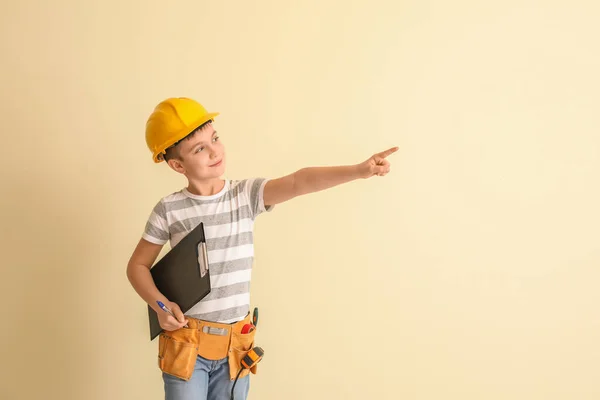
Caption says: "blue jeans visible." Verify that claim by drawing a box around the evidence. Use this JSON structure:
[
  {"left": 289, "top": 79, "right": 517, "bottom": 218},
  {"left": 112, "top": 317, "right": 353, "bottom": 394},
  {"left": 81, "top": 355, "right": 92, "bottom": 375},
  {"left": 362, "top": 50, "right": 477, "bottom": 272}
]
[{"left": 163, "top": 355, "right": 249, "bottom": 400}]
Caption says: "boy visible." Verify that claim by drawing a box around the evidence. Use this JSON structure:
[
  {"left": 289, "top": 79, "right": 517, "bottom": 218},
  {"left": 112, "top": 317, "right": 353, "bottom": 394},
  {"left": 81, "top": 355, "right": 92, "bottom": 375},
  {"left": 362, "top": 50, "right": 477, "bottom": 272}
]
[{"left": 126, "top": 97, "right": 397, "bottom": 400}]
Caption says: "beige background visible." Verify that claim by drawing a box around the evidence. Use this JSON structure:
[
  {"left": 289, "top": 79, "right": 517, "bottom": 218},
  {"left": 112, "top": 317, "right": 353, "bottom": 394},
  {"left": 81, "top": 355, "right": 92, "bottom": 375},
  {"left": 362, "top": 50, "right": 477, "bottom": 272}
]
[{"left": 1, "top": 1, "right": 599, "bottom": 399}]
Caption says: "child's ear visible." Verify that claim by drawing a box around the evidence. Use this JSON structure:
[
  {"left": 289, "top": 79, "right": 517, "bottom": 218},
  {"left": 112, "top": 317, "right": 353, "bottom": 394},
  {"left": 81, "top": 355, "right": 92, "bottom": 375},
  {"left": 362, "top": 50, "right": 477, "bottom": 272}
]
[{"left": 167, "top": 158, "right": 185, "bottom": 174}]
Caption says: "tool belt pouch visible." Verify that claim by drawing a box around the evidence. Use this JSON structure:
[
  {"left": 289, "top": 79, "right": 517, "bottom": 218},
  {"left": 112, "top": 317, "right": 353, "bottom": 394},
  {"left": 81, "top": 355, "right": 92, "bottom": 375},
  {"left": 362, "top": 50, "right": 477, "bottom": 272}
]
[
  {"left": 158, "top": 328, "right": 199, "bottom": 381},
  {"left": 227, "top": 316, "right": 258, "bottom": 381},
  {"left": 196, "top": 320, "right": 234, "bottom": 361},
  {"left": 157, "top": 314, "right": 259, "bottom": 382}
]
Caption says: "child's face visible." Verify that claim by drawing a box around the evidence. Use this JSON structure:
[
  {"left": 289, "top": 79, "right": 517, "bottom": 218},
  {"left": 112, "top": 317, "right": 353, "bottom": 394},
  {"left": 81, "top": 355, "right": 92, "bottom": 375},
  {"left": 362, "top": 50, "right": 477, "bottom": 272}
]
[{"left": 168, "top": 123, "right": 226, "bottom": 180}]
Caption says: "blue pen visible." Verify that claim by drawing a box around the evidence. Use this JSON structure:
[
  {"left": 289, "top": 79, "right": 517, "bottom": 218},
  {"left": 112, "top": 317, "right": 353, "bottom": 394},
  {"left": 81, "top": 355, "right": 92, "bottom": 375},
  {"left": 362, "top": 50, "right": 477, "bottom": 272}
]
[{"left": 157, "top": 301, "right": 189, "bottom": 328}]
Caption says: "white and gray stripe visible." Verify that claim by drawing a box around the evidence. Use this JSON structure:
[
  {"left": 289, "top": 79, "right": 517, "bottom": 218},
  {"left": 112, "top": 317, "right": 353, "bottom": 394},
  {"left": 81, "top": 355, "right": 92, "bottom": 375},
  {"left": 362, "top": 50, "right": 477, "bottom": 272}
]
[{"left": 142, "top": 178, "right": 273, "bottom": 323}]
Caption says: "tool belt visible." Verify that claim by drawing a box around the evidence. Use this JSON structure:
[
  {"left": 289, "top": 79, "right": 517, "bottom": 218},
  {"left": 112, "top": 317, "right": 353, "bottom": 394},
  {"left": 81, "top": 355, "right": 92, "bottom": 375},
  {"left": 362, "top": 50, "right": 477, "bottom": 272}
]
[{"left": 157, "top": 312, "right": 258, "bottom": 381}]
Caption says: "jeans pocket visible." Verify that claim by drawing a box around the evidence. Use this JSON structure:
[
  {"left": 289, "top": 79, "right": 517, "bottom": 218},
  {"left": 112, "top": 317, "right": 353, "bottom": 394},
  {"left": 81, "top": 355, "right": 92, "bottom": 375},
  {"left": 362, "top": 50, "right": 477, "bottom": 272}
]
[{"left": 158, "top": 333, "right": 198, "bottom": 381}]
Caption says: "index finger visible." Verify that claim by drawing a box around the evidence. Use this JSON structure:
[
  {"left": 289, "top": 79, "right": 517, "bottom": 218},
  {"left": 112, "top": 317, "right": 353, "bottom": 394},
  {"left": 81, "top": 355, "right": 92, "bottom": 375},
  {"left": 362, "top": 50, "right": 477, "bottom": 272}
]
[{"left": 376, "top": 146, "right": 399, "bottom": 159}]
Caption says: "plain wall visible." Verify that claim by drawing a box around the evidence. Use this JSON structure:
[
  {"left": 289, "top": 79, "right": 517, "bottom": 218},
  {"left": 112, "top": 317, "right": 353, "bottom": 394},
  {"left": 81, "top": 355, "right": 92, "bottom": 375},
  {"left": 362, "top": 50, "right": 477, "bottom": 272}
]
[{"left": 1, "top": 1, "right": 599, "bottom": 399}]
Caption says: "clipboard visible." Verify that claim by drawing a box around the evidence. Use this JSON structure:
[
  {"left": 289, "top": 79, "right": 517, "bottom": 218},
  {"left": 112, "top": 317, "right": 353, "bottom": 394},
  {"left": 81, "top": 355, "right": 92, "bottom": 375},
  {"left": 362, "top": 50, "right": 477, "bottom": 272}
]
[{"left": 147, "top": 222, "right": 211, "bottom": 340}]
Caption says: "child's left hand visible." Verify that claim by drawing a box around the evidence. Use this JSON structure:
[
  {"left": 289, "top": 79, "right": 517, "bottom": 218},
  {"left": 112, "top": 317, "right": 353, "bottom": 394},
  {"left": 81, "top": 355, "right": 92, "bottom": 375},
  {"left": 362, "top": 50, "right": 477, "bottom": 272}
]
[{"left": 358, "top": 147, "right": 399, "bottom": 178}]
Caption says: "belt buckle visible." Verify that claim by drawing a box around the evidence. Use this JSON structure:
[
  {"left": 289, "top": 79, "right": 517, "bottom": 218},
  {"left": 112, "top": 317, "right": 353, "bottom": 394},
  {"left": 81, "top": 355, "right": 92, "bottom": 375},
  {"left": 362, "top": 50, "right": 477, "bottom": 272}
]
[{"left": 202, "top": 326, "right": 229, "bottom": 336}]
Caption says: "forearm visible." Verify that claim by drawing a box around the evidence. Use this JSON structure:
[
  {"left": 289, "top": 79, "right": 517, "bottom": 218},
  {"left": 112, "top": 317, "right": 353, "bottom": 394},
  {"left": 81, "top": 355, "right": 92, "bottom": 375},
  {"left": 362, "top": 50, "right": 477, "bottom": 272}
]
[
  {"left": 127, "top": 263, "right": 168, "bottom": 313},
  {"left": 293, "top": 164, "right": 362, "bottom": 196},
  {"left": 263, "top": 150, "right": 393, "bottom": 206}
]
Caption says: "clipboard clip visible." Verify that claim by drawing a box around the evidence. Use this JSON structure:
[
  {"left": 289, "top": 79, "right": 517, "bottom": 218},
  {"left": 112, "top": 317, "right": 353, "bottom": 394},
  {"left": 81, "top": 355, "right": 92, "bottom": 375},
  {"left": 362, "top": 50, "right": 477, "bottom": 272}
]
[{"left": 197, "top": 222, "right": 209, "bottom": 278}]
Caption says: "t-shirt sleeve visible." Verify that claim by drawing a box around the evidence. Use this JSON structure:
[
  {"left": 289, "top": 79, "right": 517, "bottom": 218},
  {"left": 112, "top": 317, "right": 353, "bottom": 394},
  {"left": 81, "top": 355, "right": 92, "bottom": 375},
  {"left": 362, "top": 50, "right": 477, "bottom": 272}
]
[
  {"left": 241, "top": 178, "right": 274, "bottom": 220},
  {"left": 142, "top": 200, "right": 170, "bottom": 245}
]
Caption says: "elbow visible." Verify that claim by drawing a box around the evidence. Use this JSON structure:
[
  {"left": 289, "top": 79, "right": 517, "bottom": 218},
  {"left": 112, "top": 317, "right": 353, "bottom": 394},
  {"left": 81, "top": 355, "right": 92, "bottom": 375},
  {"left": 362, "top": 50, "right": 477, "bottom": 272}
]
[{"left": 126, "top": 262, "right": 136, "bottom": 283}]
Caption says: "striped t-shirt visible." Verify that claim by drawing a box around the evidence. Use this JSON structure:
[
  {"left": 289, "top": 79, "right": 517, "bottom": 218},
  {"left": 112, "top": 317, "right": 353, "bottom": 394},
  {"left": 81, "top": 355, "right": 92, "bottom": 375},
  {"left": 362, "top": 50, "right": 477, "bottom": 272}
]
[{"left": 142, "top": 178, "right": 273, "bottom": 323}]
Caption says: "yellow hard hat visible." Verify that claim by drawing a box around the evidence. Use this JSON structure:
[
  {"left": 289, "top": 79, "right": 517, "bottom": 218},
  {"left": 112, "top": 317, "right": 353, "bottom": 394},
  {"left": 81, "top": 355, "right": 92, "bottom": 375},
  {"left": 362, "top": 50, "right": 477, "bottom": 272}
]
[{"left": 145, "top": 97, "right": 219, "bottom": 163}]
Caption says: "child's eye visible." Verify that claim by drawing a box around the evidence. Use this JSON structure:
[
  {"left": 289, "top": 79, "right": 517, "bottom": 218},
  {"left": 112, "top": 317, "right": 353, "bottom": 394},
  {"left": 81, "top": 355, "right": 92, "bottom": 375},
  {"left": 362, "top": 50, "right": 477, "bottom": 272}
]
[
  {"left": 195, "top": 147, "right": 204, "bottom": 153},
  {"left": 213, "top": 136, "right": 219, "bottom": 142}
]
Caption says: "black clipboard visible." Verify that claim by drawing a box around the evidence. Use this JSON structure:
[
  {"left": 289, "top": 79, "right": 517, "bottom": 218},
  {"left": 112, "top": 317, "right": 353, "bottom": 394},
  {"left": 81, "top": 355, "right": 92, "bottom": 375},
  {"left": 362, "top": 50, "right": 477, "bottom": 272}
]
[{"left": 147, "top": 222, "right": 211, "bottom": 340}]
